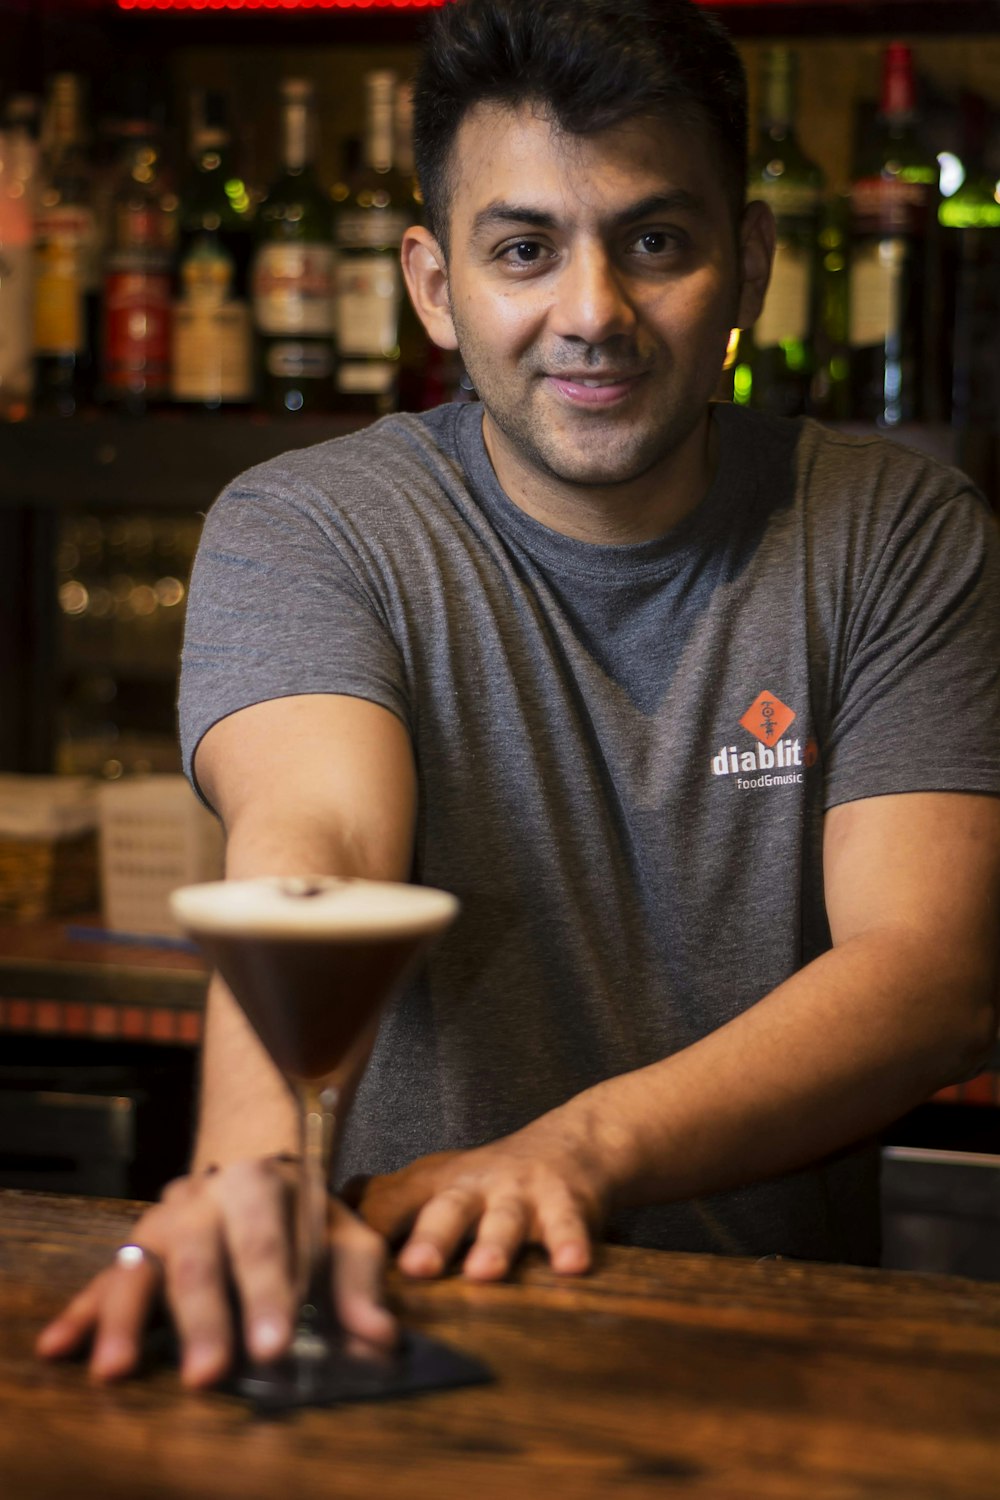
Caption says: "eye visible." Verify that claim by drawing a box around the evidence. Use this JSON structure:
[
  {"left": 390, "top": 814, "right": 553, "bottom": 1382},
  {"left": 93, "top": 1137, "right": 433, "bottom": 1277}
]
[
  {"left": 632, "top": 229, "right": 681, "bottom": 256},
  {"left": 497, "top": 239, "right": 550, "bottom": 268}
]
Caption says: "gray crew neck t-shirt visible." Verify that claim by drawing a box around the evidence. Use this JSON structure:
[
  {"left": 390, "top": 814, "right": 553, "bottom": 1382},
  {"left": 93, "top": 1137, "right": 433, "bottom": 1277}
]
[{"left": 180, "top": 401, "right": 1000, "bottom": 1265}]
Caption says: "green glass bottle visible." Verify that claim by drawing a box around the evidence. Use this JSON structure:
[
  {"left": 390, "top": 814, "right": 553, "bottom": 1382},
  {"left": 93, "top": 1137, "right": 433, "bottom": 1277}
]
[
  {"left": 172, "top": 90, "right": 254, "bottom": 410},
  {"left": 846, "top": 43, "right": 939, "bottom": 426},
  {"left": 737, "top": 48, "right": 824, "bottom": 418},
  {"left": 939, "top": 100, "right": 1000, "bottom": 429},
  {"left": 251, "top": 78, "right": 336, "bottom": 415},
  {"left": 333, "top": 70, "right": 416, "bottom": 415}
]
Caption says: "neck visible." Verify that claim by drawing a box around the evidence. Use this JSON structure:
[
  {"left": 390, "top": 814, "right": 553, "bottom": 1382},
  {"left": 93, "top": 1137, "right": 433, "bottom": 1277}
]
[{"left": 481, "top": 409, "right": 718, "bottom": 545}]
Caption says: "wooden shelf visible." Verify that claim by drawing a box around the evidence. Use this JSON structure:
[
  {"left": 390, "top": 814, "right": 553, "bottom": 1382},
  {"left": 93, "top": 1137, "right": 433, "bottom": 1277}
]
[{"left": 0, "top": 412, "right": 371, "bottom": 511}]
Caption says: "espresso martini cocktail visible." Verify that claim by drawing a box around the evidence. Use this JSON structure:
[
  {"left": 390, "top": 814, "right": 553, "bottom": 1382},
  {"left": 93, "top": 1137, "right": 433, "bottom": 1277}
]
[
  {"left": 168, "top": 874, "right": 466, "bottom": 1410},
  {"left": 170, "top": 875, "right": 459, "bottom": 1083}
]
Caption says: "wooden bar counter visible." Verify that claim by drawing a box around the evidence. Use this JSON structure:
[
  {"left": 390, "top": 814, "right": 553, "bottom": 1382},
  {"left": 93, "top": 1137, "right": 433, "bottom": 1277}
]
[{"left": 3, "top": 1190, "right": 1000, "bottom": 1498}]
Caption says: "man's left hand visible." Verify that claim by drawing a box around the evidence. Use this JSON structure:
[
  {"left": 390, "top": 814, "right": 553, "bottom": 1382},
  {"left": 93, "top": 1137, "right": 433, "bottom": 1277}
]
[{"left": 350, "top": 1109, "right": 615, "bottom": 1281}]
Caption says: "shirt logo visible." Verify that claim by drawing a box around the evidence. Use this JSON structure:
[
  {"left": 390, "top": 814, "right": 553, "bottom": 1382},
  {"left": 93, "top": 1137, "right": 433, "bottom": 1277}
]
[
  {"left": 711, "top": 690, "right": 817, "bottom": 790},
  {"left": 739, "top": 690, "right": 796, "bottom": 746}
]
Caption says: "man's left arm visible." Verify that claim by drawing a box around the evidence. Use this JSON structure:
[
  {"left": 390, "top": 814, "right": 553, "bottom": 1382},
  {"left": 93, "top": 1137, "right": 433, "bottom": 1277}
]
[{"left": 356, "top": 791, "right": 1000, "bottom": 1279}]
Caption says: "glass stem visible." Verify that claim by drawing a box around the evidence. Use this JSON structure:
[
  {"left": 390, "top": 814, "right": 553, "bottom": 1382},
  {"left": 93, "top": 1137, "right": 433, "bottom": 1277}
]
[{"left": 297, "top": 1080, "right": 339, "bottom": 1320}]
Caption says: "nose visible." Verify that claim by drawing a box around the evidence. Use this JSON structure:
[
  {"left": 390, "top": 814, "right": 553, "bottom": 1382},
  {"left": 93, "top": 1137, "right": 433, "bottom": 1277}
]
[{"left": 549, "top": 243, "right": 637, "bottom": 346}]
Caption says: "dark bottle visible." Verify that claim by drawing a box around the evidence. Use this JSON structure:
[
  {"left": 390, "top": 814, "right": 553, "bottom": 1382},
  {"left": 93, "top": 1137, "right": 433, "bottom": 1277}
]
[
  {"left": 251, "top": 78, "right": 336, "bottom": 415},
  {"left": 939, "top": 97, "right": 1000, "bottom": 432},
  {"left": 846, "top": 43, "right": 939, "bottom": 427},
  {"left": 171, "top": 91, "right": 254, "bottom": 409},
  {"left": 33, "top": 74, "right": 100, "bottom": 415},
  {"left": 0, "top": 94, "right": 39, "bottom": 420},
  {"left": 333, "top": 70, "right": 416, "bottom": 414},
  {"left": 809, "top": 193, "right": 852, "bottom": 422},
  {"left": 100, "top": 116, "right": 176, "bottom": 413},
  {"left": 738, "top": 48, "right": 824, "bottom": 418}
]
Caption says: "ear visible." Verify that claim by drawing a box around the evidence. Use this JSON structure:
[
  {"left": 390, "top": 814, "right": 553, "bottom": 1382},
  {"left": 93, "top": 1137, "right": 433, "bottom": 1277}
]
[
  {"left": 735, "top": 200, "right": 776, "bottom": 330},
  {"left": 401, "top": 225, "right": 459, "bottom": 351}
]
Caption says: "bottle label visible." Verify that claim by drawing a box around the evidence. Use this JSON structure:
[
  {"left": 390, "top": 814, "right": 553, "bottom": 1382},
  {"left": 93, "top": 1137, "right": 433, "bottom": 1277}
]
[
  {"left": 33, "top": 205, "right": 98, "bottom": 355},
  {"left": 252, "top": 244, "right": 336, "bottom": 336},
  {"left": 850, "top": 176, "right": 931, "bottom": 237},
  {"left": 172, "top": 301, "right": 253, "bottom": 402},
  {"left": 264, "top": 340, "right": 334, "bottom": 380},
  {"left": 337, "top": 360, "right": 396, "bottom": 396},
  {"left": 848, "top": 237, "right": 907, "bottom": 346},
  {"left": 755, "top": 239, "right": 810, "bottom": 347},
  {"left": 756, "top": 181, "right": 822, "bottom": 221},
  {"left": 0, "top": 244, "right": 35, "bottom": 399},
  {"left": 336, "top": 210, "right": 410, "bottom": 251},
  {"left": 103, "top": 266, "right": 172, "bottom": 391},
  {"left": 335, "top": 252, "right": 403, "bottom": 357}
]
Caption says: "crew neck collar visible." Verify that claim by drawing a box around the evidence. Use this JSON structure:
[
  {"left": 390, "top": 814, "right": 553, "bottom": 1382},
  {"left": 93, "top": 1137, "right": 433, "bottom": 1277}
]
[{"left": 454, "top": 402, "right": 754, "bottom": 582}]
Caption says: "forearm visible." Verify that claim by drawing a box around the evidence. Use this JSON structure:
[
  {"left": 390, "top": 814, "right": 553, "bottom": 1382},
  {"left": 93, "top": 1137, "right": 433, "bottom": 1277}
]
[
  {"left": 573, "top": 928, "right": 998, "bottom": 1212},
  {"left": 190, "top": 771, "right": 413, "bottom": 1169}
]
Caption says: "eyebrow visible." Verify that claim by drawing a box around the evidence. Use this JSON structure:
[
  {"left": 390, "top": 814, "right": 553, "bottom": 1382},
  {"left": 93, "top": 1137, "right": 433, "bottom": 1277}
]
[{"left": 469, "top": 189, "right": 709, "bottom": 240}]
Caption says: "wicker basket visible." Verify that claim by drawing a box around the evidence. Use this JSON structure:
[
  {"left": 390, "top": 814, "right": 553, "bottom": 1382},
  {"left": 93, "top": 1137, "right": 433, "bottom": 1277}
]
[{"left": 97, "top": 775, "right": 225, "bottom": 939}]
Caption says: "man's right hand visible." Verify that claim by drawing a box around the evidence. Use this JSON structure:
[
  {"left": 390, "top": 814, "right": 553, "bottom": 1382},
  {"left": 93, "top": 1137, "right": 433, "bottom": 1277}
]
[{"left": 35, "top": 1157, "right": 396, "bottom": 1387}]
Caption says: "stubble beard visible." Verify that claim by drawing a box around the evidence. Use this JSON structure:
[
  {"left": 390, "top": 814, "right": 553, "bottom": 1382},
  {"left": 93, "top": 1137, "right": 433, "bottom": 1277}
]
[{"left": 452, "top": 309, "right": 716, "bottom": 494}]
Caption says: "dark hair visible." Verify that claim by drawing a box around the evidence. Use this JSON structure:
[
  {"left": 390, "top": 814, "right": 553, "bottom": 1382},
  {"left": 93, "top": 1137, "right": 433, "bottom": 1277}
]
[{"left": 413, "top": 0, "right": 748, "bottom": 254}]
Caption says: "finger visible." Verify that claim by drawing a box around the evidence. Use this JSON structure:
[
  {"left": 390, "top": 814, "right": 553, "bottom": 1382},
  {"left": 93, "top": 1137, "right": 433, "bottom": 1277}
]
[
  {"left": 162, "top": 1218, "right": 233, "bottom": 1388},
  {"left": 221, "top": 1167, "right": 297, "bottom": 1364},
  {"left": 36, "top": 1275, "right": 106, "bottom": 1360},
  {"left": 328, "top": 1205, "right": 397, "bottom": 1349},
  {"left": 351, "top": 1153, "right": 462, "bottom": 1241},
  {"left": 463, "top": 1196, "right": 531, "bottom": 1280},
  {"left": 88, "top": 1256, "right": 165, "bottom": 1383},
  {"left": 397, "top": 1187, "right": 481, "bottom": 1278},
  {"left": 351, "top": 1173, "right": 427, "bottom": 1243},
  {"left": 536, "top": 1196, "right": 593, "bottom": 1276}
]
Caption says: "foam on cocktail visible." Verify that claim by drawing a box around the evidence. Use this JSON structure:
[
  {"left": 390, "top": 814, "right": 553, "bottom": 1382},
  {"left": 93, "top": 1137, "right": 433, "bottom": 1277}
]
[{"left": 170, "top": 876, "right": 459, "bottom": 941}]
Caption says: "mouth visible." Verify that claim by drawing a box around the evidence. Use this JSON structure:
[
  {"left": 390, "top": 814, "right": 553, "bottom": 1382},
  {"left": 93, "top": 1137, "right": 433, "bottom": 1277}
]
[{"left": 544, "top": 372, "right": 647, "bottom": 408}]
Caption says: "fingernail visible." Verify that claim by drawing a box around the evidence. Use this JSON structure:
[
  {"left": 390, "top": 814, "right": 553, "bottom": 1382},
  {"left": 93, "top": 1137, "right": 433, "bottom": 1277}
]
[
  {"left": 90, "top": 1336, "right": 132, "bottom": 1379},
  {"left": 36, "top": 1323, "right": 66, "bottom": 1356},
  {"left": 364, "top": 1306, "right": 398, "bottom": 1346},
  {"left": 554, "top": 1243, "right": 589, "bottom": 1274},
  {"left": 182, "top": 1342, "right": 221, "bottom": 1385},
  {"left": 250, "top": 1317, "right": 287, "bottom": 1360},
  {"left": 399, "top": 1242, "right": 442, "bottom": 1277}
]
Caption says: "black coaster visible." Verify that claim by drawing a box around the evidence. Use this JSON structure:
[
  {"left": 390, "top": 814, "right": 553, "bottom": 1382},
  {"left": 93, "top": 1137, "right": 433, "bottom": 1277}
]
[{"left": 226, "top": 1326, "right": 494, "bottom": 1416}]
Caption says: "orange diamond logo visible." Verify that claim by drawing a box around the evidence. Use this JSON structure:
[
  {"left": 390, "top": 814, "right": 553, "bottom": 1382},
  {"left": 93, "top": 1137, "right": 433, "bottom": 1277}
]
[{"left": 739, "top": 691, "right": 796, "bottom": 747}]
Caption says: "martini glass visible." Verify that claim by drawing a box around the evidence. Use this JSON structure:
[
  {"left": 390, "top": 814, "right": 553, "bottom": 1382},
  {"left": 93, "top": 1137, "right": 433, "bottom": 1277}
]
[{"left": 169, "top": 874, "right": 488, "bottom": 1411}]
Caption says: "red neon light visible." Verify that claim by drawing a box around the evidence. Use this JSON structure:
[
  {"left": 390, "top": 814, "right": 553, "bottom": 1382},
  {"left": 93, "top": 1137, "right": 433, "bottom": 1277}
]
[{"left": 116, "top": 0, "right": 447, "bottom": 10}]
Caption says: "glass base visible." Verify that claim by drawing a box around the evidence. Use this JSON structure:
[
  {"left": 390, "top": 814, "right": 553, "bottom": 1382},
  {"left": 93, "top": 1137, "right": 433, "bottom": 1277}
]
[{"left": 226, "top": 1322, "right": 493, "bottom": 1415}]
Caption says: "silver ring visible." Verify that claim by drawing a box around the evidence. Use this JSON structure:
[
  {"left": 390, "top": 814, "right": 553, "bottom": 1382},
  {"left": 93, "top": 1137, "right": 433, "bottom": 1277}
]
[{"left": 114, "top": 1243, "right": 163, "bottom": 1274}]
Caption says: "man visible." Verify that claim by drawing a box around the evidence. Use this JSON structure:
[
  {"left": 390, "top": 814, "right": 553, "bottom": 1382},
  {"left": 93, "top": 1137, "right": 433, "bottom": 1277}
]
[{"left": 40, "top": 0, "right": 1000, "bottom": 1388}]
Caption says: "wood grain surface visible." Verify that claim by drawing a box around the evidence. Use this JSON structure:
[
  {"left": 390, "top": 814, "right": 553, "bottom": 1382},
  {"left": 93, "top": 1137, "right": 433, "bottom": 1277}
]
[{"left": 3, "top": 1189, "right": 1000, "bottom": 1499}]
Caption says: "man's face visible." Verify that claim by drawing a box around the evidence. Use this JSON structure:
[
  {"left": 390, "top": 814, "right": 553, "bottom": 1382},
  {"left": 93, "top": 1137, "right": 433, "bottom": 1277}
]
[{"left": 430, "top": 103, "right": 765, "bottom": 512}]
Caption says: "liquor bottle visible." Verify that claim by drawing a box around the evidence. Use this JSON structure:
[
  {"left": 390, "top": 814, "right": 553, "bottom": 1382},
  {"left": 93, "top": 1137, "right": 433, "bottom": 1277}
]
[
  {"left": 33, "top": 74, "right": 100, "bottom": 416},
  {"left": 809, "top": 193, "right": 852, "bottom": 421},
  {"left": 333, "top": 70, "right": 416, "bottom": 414},
  {"left": 846, "top": 44, "right": 939, "bottom": 427},
  {"left": 251, "top": 78, "right": 336, "bottom": 415},
  {"left": 939, "top": 97, "right": 1000, "bottom": 431},
  {"left": 0, "top": 104, "right": 38, "bottom": 420},
  {"left": 393, "top": 78, "right": 435, "bottom": 411},
  {"left": 738, "top": 48, "right": 824, "bottom": 418},
  {"left": 100, "top": 116, "right": 176, "bottom": 413},
  {"left": 171, "top": 91, "right": 254, "bottom": 409}
]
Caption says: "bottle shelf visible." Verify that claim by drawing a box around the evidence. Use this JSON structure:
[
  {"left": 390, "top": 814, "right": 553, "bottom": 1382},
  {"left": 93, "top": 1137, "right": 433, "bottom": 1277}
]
[
  {"left": 0, "top": 411, "right": 371, "bottom": 509},
  {"left": 0, "top": 413, "right": 977, "bottom": 510}
]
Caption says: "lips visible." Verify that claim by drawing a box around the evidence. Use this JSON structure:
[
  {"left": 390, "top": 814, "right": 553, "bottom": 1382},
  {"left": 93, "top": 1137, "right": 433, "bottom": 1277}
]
[{"left": 545, "top": 372, "right": 647, "bottom": 407}]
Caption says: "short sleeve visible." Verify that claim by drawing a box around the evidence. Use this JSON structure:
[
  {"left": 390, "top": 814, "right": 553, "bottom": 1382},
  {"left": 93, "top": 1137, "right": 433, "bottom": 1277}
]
[
  {"left": 179, "top": 478, "right": 410, "bottom": 799},
  {"left": 822, "top": 485, "right": 1000, "bottom": 808}
]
